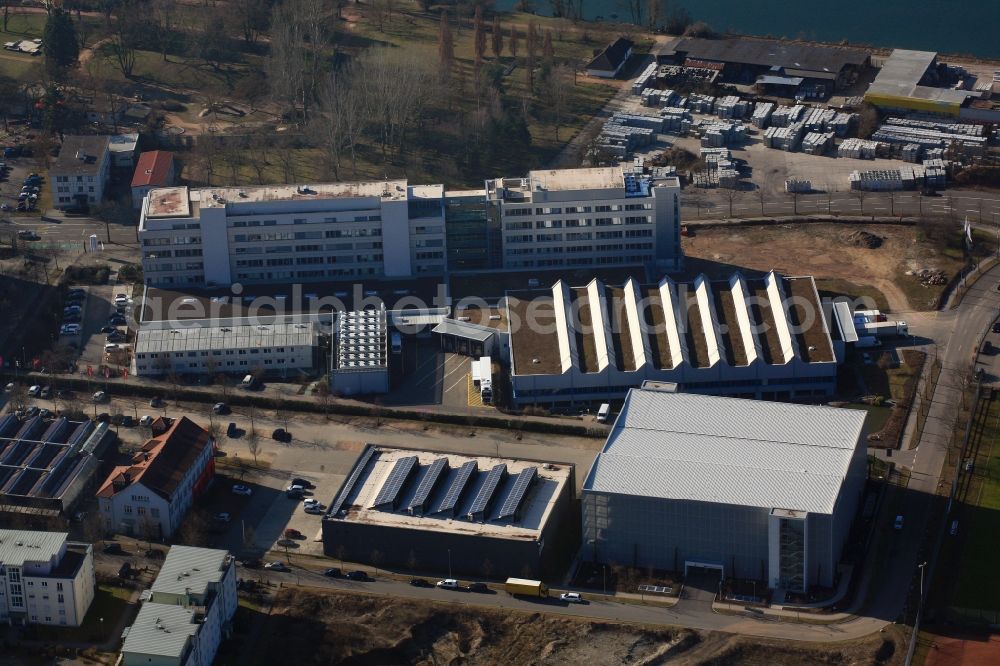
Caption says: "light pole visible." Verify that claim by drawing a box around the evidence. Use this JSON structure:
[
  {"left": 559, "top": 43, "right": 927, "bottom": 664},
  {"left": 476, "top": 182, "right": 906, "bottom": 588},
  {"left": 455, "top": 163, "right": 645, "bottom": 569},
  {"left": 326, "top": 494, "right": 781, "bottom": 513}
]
[
  {"left": 905, "top": 562, "right": 928, "bottom": 666},
  {"left": 447, "top": 548, "right": 452, "bottom": 579},
  {"left": 602, "top": 565, "right": 607, "bottom": 596}
]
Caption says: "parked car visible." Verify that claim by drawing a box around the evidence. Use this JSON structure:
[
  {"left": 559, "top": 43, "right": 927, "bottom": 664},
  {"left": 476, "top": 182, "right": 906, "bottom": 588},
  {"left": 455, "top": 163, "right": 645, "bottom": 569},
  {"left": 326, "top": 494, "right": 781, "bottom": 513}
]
[
  {"left": 467, "top": 582, "right": 489, "bottom": 593},
  {"left": 108, "top": 315, "right": 127, "bottom": 326},
  {"left": 100, "top": 325, "right": 116, "bottom": 334},
  {"left": 272, "top": 428, "right": 291, "bottom": 442},
  {"left": 264, "top": 561, "right": 290, "bottom": 572},
  {"left": 894, "top": 515, "right": 904, "bottom": 530},
  {"left": 102, "top": 542, "right": 124, "bottom": 555},
  {"left": 139, "top": 415, "right": 154, "bottom": 426},
  {"left": 436, "top": 579, "right": 460, "bottom": 590},
  {"left": 61, "top": 314, "right": 81, "bottom": 324},
  {"left": 291, "top": 477, "right": 315, "bottom": 489},
  {"left": 346, "top": 571, "right": 369, "bottom": 581},
  {"left": 92, "top": 391, "right": 107, "bottom": 402},
  {"left": 410, "top": 578, "right": 431, "bottom": 587},
  {"left": 283, "top": 528, "right": 303, "bottom": 539},
  {"left": 106, "top": 332, "right": 126, "bottom": 343},
  {"left": 27, "top": 385, "right": 41, "bottom": 396},
  {"left": 16, "top": 229, "right": 39, "bottom": 240},
  {"left": 24, "top": 406, "right": 40, "bottom": 419},
  {"left": 213, "top": 512, "right": 231, "bottom": 523},
  {"left": 287, "top": 484, "right": 305, "bottom": 494},
  {"left": 120, "top": 415, "right": 136, "bottom": 427},
  {"left": 226, "top": 422, "right": 239, "bottom": 438},
  {"left": 39, "top": 385, "right": 51, "bottom": 399},
  {"left": 560, "top": 592, "right": 585, "bottom": 603},
  {"left": 304, "top": 505, "right": 324, "bottom": 515},
  {"left": 232, "top": 484, "right": 252, "bottom": 496},
  {"left": 56, "top": 389, "right": 74, "bottom": 399},
  {"left": 323, "top": 568, "right": 343, "bottom": 578},
  {"left": 38, "top": 408, "right": 52, "bottom": 419},
  {"left": 104, "top": 344, "right": 120, "bottom": 353},
  {"left": 149, "top": 396, "right": 164, "bottom": 408},
  {"left": 4, "top": 382, "right": 13, "bottom": 392},
  {"left": 60, "top": 324, "right": 81, "bottom": 335},
  {"left": 276, "top": 539, "right": 297, "bottom": 548},
  {"left": 213, "top": 402, "right": 229, "bottom": 415},
  {"left": 993, "top": 322, "right": 1000, "bottom": 334}
]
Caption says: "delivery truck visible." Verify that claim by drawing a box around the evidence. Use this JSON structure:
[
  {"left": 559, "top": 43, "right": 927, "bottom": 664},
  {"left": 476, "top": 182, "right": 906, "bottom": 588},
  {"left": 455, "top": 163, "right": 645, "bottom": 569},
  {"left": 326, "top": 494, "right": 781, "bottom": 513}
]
[
  {"left": 858, "top": 321, "right": 908, "bottom": 339},
  {"left": 504, "top": 577, "right": 548, "bottom": 598}
]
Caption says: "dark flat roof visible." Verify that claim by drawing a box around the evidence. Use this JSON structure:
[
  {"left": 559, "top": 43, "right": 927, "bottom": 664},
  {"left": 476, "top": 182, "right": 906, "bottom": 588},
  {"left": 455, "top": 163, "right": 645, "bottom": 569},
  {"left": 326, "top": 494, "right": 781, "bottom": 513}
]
[
  {"left": 51, "top": 136, "right": 110, "bottom": 176},
  {"left": 673, "top": 37, "right": 868, "bottom": 75}
]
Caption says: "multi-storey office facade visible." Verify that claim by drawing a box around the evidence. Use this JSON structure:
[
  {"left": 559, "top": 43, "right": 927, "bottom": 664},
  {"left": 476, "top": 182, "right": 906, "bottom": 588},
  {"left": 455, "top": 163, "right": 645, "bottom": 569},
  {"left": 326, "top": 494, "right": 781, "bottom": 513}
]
[
  {"left": 487, "top": 168, "right": 683, "bottom": 273},
  {"left": 138, "top": 168, "right": 684, "bottom": 287},
  {"left": 139, "top": 182, "right": 447, "bottom": 288}
]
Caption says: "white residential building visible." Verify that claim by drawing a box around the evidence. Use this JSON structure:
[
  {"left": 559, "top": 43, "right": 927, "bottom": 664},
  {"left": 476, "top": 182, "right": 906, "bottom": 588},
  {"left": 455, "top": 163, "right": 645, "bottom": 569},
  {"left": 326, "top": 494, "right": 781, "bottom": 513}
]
[
  {"left": 50, "top": 136, "right": 112, "bottom": 210},
  {"left": 138, "top": 181, "right": 446, "bottom": 288},
  {"left": 96, "top": 417, "right": 215, "bottom": 539},
  {"left": 0, "top": 530, "right": 95, "bottom": 627},
  {"left": 487, "top": 167, "right": 683, "bottom": 273},
  {"left": 121, "top": 546, "right": 237, "bottom": 666}
]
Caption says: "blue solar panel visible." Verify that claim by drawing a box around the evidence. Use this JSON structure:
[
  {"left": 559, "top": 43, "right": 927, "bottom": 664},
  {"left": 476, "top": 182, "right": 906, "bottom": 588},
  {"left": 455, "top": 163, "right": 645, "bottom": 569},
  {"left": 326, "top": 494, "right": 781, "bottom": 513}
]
[
  {"left": 497, "top": 467, "right": 537, "bottom": 521},
  {"left": 407, "top": 458, "right": 449, "bottom": 514},
  {"left": 329, "top": 446, "right": 378, "bottom": 517},
  {"left": 468, "top": 463, "right": 507, "bottom": 519},
  {"left": 436, "top": 461, "right": 477, "bottom": 516},
  {"left": 372, "top": 455, "right": 418, "bottom": 509}
]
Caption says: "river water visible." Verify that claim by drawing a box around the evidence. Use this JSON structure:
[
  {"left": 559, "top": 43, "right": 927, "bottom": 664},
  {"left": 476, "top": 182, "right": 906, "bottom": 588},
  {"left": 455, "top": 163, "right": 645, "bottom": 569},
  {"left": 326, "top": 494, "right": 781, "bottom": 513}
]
[{"left": 496, "top": 0, "right": 1000, "bottom": 59}]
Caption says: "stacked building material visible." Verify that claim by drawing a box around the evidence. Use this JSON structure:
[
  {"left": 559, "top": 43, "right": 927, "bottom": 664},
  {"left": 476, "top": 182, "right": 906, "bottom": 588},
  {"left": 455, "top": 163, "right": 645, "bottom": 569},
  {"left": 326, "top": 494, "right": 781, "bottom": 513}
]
[
  {"left": 801, "top": 132, "right": 834, "bottom": 155},
  {"left": 924, "top": 147, "right": 946, "bottom": 160},
  {"left": 849, "top": 168, "right": 925, "bottom": 191},
  {"left": 660, "top": 107, "right": 692, "bottom": 134},
  {"left": 718, "top": 168, "right": 741, "bottom": 189},
  {"left": 770, "top": 104, "right": 806, "bottom": 128},
  {"left": 687, "top": 93, "right": 715, "bottom": 114},
  {"left": 785, "top": 179, "right": 812, "bottom": 194},
  {"left": 692, "top": 170, "right": 720, "bottom": 188},
  {"left": 597, "top": 123, "right": 655, "bottom": 158},
  {"left": 610, "top": 112, "right": 665, "bottom": 132},
  {"left": 901, "top": 143, "right": 922, "bottom": 163},
  {"left": 802, "top": 107, "right": 837, "bottom": 132},
  {"left": 764, "top": 123, "right": 805, "bottom": 151},
  {"left": 751, "top": 102, "right": 775, "bottom": 129},
  {"left": 922, "top": 159, "right": 947, "bottom": 188},
  {"left": 698, "top": 121, "right": 747, "bottom": 147},
  {"left": 715, "top": 95, "right": 750, "bottom": 119},
  {"left": 650, "top": 165, "right": 678, "bottom": 179},
  {"left": 632, "top": 63, "right": 657, "bottom": 94},
  {"left": 838, "top": 138, "right": 880, "bottom": 159},
  {"left": 873, "top": 118, "right": 986, "bottom": 155},
  {"left": 826, "top": 112, "right": 856, "bottom": 137}
]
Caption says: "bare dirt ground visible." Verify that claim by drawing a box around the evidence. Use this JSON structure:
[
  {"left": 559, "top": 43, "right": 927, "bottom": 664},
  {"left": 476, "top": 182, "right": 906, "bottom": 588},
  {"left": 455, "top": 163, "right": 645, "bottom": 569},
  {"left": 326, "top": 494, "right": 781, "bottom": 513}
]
[
  {"left": 923, "top": 632, "right": 1000, "bottom": 666},
  {"left": 681, "top": 222, "right": 964, "bottom": 312},
  {"left": 234, "top": 588, "right": 904, "bottom": 666}
]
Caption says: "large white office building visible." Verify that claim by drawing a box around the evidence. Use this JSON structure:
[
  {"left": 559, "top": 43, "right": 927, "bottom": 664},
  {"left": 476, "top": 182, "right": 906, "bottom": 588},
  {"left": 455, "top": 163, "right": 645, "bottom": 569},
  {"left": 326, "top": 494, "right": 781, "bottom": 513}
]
[
  {"left": 487, "top": 167, "right": 683, "bottom": 272},
  {"left": 0, "top": 530, "right": 95, "bottom": 627},
  {"left": 582, "top": 387, "right": 868, "bottom": 593},
  {"left": 137, "top": 168, "right": 683, "bottom": 287},
  {"left": 121, "top": 546, "right": 237, "bottom": 666}
]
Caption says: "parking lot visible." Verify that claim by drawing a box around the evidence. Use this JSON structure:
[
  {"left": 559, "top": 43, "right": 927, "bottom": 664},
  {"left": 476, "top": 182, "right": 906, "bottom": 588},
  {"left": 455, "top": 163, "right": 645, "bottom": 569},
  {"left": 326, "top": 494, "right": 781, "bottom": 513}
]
[
  {"left": 385, "top": 339, "right": 483, "bottom": 410},
  {"left": 0, "top": 154, "right": 43, "bottom": 213}
]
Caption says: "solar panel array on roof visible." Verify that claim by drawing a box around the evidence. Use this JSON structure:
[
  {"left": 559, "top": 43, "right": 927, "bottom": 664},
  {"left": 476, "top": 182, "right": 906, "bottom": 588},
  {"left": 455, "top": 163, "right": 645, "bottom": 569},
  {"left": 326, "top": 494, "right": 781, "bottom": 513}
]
[
  {"left": 408, "top": 457, "right": 449, "bottom": 515},
  {"left": 468, "top": 463, "right": 507, "bottom": 519},
  {"left": 497, "top": 467, "right": 537, "bottom": 521},
  {"left": 329, "top": 446, "right": 378, "bottom": 516},
  {"left": 372, "top": 455, "right": 418, "bottom": 509},
  {"left": 436, "top": 460, "right": 477, "bottom": 516}
]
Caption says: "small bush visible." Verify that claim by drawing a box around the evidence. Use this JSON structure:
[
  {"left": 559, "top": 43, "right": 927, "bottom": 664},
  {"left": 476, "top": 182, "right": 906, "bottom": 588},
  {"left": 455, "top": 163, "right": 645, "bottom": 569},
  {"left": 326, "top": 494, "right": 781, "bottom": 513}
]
[{"left": 63, "top": 264, "right": 110, "bottom": 285}]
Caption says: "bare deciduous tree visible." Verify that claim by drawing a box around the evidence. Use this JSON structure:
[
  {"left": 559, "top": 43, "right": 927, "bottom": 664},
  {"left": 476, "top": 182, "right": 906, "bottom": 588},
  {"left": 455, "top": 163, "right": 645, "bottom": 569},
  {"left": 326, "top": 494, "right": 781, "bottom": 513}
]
[{"left": 491, "top": 16, "right": 503, "bottom": 59}]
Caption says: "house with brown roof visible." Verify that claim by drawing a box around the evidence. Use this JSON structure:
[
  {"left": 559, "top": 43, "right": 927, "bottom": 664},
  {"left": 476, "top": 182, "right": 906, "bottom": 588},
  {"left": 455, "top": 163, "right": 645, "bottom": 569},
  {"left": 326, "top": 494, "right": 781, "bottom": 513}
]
[
  {"left": 96, "top": 417, "right": 215, "bottom": 540},
  {"left": 586, "top": 37, "right": 634, "bottom": 78},
  {"left": 131, "top": 151, "right": 176, "bottom": 209}
]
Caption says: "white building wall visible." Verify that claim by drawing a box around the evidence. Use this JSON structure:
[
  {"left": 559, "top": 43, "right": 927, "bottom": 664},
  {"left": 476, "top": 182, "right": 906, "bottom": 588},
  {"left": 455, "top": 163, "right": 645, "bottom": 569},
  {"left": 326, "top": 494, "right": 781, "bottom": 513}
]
[
  {"left": 133, "top": 342, "right": 315, "bottom": 377},
  {"left": 0, "top": 544, "right": 94, "bottom": 627}
]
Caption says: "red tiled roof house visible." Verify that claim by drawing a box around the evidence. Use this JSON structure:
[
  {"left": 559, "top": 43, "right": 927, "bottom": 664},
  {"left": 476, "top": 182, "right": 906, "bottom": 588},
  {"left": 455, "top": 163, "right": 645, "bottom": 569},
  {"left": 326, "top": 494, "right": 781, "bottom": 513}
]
[
  {"left": 96, "top": 417, "right": 215, "bottom": 540},
  {"left": 131, "top": 150, "right": 176, "bottom": 209}
]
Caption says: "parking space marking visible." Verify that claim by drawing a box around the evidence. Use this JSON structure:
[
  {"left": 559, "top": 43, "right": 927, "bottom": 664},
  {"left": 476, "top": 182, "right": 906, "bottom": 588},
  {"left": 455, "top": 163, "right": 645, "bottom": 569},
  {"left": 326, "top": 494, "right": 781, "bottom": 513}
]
[
  {"left": 445, "top": 372, "right": 468, "bottom": 396},
  {"left": 467, "top": 374, "right": 483, "bottom": 407}
]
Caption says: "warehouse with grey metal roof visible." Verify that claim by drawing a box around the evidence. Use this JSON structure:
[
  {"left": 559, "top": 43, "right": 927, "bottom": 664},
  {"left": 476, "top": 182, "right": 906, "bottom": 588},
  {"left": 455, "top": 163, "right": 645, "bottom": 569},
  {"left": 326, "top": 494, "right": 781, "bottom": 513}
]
[{"left": 582, "top": 385, "right": 868, "bottom": 594}]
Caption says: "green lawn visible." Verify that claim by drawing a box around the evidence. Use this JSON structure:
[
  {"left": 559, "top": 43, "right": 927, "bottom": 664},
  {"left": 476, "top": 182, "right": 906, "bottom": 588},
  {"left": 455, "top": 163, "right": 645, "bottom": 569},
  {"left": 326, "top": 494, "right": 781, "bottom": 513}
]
[
  {"left": 815, "top": 278, "right": 890, "bottom": 313},
  {"left": 949, "top": 397, "right": 1000, "bottom": 611}
]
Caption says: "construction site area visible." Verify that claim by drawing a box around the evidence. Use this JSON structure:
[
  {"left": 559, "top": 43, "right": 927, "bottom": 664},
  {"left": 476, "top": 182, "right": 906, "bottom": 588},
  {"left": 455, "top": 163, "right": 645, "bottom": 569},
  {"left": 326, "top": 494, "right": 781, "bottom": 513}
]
[{"left": 220, "top": 587, "right": 907, "bottom": 666}]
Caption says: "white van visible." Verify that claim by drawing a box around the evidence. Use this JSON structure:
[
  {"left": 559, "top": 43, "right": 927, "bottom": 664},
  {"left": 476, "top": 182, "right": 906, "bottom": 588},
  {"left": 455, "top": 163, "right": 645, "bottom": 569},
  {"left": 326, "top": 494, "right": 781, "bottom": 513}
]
[
  {"left": 596, "top": 403, "right": 611, "bottom": 423},
  {"left": 240, "top": 374, "right": 255, "bottom": 389}
]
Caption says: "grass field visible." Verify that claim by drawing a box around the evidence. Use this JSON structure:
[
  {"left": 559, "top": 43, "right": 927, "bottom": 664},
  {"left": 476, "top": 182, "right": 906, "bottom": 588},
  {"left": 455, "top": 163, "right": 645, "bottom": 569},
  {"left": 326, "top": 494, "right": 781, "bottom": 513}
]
[{"left": 947, "top": 394, "right": 1000, "bottom": 612}]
